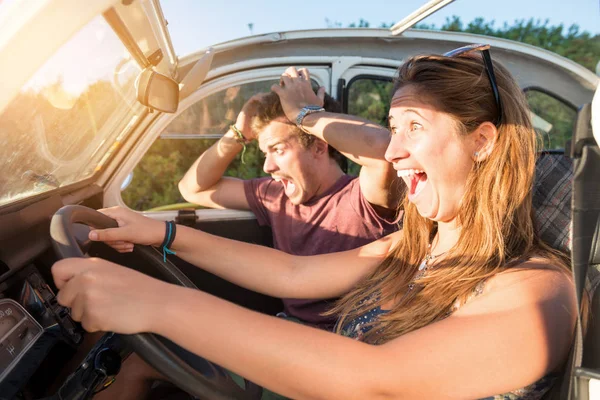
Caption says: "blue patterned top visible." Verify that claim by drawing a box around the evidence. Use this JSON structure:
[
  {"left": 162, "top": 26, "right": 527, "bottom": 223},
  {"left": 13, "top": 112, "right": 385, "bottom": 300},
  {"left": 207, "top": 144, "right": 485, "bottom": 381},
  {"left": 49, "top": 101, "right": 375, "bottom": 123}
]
[{"left": 339, "top": 298, "right": 557, "bottom": 399}]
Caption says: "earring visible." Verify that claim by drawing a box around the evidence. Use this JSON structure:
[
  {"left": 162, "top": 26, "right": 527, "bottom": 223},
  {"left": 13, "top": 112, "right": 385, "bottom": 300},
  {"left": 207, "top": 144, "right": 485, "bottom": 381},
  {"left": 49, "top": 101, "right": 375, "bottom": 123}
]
[{"left": 474, "top": 151, "right": 480, "bottom": 157}]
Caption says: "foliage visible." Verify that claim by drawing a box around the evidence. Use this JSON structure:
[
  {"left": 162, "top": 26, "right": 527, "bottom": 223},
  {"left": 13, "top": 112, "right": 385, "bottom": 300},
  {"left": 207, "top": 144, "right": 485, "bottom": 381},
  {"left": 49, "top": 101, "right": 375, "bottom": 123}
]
[
  {"left": 341, "top": 16, "right": 599, "bottom": 72},
  {"left": 121, "top": 138, "right": 266, "bottom": 211},
  {"left": 392, "top": 16, "right": 598, "bottom": 72},
  {"left": 348, "top": 79, "right": 394, "bottom": 127}
]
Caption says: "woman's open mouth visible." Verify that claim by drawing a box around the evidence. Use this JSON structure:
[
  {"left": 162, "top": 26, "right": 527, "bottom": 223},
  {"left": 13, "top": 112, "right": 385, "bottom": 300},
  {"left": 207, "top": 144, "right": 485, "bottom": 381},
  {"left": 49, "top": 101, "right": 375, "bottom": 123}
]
[{"left": 397, "top": 169, "right": 428, "bottom": 201}]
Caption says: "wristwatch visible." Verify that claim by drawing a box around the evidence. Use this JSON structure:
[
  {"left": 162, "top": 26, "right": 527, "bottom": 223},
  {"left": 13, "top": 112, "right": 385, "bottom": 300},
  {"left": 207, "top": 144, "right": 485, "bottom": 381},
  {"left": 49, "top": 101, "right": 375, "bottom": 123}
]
[{"left": 295, "top": 105, "right": 325, "bottom": 132}]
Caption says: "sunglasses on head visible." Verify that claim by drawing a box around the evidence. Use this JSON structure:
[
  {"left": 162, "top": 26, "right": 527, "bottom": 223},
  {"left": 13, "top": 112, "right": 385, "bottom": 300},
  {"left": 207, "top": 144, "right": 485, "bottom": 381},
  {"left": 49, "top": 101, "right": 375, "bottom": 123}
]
[{"left": 443, "top": 44, "right": 503, "bottom": 125}]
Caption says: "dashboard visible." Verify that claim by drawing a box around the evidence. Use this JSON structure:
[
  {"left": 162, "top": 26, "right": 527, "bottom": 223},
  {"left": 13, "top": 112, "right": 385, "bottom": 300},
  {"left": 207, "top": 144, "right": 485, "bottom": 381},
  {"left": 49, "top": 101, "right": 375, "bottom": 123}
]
[{"left": 0, "top": 264, "right": 125, "bottom": 400}]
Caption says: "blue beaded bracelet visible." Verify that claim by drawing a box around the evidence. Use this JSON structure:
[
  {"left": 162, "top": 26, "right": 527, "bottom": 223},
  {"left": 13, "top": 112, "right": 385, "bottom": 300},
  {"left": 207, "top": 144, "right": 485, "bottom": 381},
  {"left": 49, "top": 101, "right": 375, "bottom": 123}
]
[{"left": 159, "top": 221, "right": 177, "bottom": 262}]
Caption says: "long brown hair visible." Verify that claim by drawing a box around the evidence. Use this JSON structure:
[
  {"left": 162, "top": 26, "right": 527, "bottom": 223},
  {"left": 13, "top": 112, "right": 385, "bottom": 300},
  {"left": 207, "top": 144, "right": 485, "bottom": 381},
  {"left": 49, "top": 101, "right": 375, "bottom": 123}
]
[{"left": 330, "top": 53, "right": 570, "bottom": 344}]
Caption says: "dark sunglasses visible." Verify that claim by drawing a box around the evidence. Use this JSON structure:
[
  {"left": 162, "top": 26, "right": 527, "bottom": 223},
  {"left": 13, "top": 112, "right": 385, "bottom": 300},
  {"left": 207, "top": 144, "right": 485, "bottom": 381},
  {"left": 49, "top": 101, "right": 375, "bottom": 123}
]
[{"left": 443, "top": 44, "right": 503, "bottom": 125}]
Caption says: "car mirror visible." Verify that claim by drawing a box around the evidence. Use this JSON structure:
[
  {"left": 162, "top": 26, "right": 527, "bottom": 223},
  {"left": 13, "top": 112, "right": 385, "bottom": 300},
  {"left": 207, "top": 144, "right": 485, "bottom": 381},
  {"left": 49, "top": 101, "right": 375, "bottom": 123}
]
[{"left": 136, "top": 68, "right": 179, "bottom": 113}]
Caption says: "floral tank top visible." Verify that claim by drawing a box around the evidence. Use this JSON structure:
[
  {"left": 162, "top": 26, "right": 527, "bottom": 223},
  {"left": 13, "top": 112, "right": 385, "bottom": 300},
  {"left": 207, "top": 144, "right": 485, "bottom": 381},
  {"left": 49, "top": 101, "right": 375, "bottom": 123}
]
[{"left": 339, "top": 288, "right": 557, "bottom": 400}]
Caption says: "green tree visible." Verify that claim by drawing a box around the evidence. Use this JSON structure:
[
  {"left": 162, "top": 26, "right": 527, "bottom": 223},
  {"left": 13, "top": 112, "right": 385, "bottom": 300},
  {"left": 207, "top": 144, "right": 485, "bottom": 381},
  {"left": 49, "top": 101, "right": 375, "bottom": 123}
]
[
  {"left": 348, "top": 16, "right": 599, "bottom": 72},
  {"left": 414, "top": 16, "right": 599, "bottom": 72}
]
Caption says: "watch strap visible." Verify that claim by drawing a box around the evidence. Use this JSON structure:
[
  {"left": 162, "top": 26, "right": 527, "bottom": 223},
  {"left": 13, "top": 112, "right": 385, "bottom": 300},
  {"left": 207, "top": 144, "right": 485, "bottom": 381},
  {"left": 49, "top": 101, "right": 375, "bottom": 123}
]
[{"left": 295, "top": 106, "right": 325, "bottom": 131}]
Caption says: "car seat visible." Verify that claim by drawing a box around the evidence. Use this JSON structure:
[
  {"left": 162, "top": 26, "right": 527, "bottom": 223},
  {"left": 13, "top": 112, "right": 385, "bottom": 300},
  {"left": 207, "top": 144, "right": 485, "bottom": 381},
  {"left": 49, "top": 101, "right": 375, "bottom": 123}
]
[{"left": 543, "top": 103, "right": 600, "bottom": 400}]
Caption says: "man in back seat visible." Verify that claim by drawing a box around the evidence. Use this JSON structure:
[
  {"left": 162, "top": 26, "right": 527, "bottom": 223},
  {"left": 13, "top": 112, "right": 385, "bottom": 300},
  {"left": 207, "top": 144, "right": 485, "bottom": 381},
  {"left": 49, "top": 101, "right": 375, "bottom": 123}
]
[{"left": 178, "top": 67, "right": 403, "bottom": 330}]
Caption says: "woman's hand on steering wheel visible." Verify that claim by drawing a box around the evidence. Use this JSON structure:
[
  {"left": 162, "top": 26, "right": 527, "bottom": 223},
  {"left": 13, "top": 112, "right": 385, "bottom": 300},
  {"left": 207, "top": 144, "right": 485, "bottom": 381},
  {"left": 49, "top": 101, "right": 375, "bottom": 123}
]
[
  {"left": 89, "top": 207, "right": 164, "bottom": 252},
  {"left": 52, "top": 257, "right": 174, "bottom": 334},
  {"left": 50, "top": 205, "right": 248, "bottom": 399}
]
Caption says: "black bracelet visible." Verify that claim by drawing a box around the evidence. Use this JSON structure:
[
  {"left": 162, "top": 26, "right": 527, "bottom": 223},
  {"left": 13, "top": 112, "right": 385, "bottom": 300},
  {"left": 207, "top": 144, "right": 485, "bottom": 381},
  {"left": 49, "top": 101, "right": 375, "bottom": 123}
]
[{"left": 159, "top": 221, "right": 177, "bottom": 262}]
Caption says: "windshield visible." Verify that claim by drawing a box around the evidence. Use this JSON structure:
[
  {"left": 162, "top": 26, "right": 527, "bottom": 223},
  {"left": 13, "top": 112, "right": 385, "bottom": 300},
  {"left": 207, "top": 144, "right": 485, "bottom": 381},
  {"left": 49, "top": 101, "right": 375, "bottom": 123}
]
[{"left": 0, "top": 16, "right": 140, "bottom": 207}]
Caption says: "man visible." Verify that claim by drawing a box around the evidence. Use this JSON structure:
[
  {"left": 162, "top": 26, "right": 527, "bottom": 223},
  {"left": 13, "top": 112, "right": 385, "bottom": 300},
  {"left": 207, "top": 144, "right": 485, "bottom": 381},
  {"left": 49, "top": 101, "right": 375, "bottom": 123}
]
[{"left": 179, "top": 67, "right": 403, "bottom": 330}]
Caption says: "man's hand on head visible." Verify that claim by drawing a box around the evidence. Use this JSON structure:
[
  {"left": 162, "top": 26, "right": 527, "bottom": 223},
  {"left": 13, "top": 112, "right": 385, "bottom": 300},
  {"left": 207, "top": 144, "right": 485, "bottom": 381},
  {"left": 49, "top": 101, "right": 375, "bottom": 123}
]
[
  {"left": 235, "top": 93, "right": 268, "bottom": 141},
  {"left": 272, "top": 67, "right": 326, "bottom": 124}
]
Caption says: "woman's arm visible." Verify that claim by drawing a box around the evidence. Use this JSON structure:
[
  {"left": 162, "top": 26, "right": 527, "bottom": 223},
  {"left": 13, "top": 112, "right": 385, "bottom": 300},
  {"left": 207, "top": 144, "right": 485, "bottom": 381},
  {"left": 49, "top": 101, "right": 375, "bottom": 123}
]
[
  {"left": 52, "top": 257, "right": 577, "bottom": 399},
  {"left": 171, "top": 225, "right": 399, "bottom": 299},
  {"left": 155, "top": 261, "right": 577, "bottom": 400},
  {"left": 89, "top": 207, "right": 400, "bottom": 299}
]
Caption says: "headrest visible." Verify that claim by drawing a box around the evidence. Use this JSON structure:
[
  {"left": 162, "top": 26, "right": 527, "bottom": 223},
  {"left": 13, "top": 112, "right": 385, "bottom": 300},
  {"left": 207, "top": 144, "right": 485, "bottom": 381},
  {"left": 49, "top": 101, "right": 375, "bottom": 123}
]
[{"left": 532, "top": 152, "right": 573, "bottom": 253}]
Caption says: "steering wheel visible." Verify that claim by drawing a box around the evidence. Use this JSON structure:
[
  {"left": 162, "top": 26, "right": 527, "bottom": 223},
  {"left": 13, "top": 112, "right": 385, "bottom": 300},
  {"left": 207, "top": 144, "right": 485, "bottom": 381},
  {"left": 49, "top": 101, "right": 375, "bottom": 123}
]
[{"left": 50, "top": 205, "right": 257, "bottom": 400}]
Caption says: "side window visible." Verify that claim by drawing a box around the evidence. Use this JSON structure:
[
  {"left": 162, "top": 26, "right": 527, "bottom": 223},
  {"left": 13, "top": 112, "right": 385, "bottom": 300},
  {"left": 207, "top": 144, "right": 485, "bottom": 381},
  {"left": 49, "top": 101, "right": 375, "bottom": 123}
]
[
  {"left": 346, "top": 76, "right": 394, "bottom": 175},
  {"left": 525, "top": 89, "right": 577, "bottom": 150},
  {"left": 122, "top": 80, "right": 276, "bottom": 211}
]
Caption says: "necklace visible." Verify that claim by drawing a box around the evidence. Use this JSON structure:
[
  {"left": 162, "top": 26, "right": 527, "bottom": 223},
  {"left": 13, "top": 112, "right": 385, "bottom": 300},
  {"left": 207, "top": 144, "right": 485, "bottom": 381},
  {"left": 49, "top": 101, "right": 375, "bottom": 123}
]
[
  {"left": 420, "top": 244, "right": 447, "bottom": 268},
  {"left": 408, "top": 244, "right": 447, "bottom": 291}
]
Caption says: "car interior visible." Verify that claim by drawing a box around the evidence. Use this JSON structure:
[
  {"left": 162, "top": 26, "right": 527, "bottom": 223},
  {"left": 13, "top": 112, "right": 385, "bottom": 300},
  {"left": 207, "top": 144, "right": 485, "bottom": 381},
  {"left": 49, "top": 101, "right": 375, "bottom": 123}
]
[{"left": 0, "top": 0, "right": 599, "bottom": 399}]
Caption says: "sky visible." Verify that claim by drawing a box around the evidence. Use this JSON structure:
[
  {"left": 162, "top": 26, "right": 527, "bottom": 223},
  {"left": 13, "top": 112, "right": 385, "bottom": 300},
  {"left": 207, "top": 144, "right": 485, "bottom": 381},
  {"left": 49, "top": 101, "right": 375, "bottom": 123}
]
[{"left": 161, "top": 0, "right": 600, "bottom": 57}]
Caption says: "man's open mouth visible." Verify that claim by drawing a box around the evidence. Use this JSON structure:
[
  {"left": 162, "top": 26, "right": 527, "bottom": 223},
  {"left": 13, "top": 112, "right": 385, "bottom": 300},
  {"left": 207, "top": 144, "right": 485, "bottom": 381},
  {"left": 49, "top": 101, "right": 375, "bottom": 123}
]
[{"left": 274, "top": 177, "right": 297, "bottom": 197}]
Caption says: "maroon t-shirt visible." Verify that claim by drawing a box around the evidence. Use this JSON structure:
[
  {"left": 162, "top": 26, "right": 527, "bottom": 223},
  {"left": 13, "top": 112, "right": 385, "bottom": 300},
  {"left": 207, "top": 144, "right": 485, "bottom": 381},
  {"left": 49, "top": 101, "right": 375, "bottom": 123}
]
[{"left": 243, "top": 174, "right": 401, "bottom": 329}]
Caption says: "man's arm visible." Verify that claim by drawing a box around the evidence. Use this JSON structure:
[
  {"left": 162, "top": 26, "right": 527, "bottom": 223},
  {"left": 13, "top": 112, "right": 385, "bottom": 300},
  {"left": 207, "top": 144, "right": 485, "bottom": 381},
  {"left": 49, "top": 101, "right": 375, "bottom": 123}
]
[
  {"left": 178, "top": 129, "right": 249, "bottom": 210},
  {"left": 178, "top": 94, "right": 267, "bottom": 210},
  {"left": 274, "top": 68, "right": 402, "bottom": 212}
]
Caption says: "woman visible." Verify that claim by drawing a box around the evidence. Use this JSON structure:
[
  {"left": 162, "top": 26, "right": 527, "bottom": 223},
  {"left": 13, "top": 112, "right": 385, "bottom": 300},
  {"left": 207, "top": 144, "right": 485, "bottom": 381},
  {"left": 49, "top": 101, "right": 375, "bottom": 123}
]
[{"left": 52, "top": 46, "right": 576, "bottom": 399}]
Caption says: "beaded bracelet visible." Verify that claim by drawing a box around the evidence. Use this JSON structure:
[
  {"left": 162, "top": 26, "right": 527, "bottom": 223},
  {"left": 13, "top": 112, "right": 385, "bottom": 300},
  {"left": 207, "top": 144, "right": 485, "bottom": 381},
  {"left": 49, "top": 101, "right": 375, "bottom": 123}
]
[
  {"left": 229, "top": 124, "right": 249, "bottom": 164},
  {"left": 159, "top": 220, "right": 177, "bottom": 262}
]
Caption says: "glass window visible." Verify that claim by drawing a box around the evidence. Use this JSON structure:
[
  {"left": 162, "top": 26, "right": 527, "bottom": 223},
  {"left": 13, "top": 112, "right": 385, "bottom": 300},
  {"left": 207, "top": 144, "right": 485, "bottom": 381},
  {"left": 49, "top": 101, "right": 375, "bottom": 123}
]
[
  {"left": 121, "top": 80, "right": 281, "bottom": 211},
  {"left": 347, "top": 77, "right": 394, "bottom": 127},
  {"left": 525, "top": 89, "right": 577, "bottom": 150},
  {"left": 346, "top": 77, "right": 394, "bottom": 175},
  {"left": 0, "top": 16, "right": 140, "bottom": 207},
  {"left": 163, "top": 81, "right": 277, "bottom": 136}
]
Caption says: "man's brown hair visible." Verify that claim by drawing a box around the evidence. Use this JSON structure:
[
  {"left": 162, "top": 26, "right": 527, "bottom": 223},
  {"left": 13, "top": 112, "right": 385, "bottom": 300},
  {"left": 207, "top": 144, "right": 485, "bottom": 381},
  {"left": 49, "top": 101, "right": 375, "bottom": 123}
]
[{"left": 251, "top": 92, "right": 347, "bottom": 171}]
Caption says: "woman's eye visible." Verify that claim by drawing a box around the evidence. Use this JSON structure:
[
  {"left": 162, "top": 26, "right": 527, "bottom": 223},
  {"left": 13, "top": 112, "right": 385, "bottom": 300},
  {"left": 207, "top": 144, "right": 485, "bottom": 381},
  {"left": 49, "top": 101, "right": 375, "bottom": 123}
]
[
  {"left": 410, "top": 122, "right": 423, "bottom": 131},
  {"left": 275, "top": 148, "right": 284, "bottom": 155}
]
